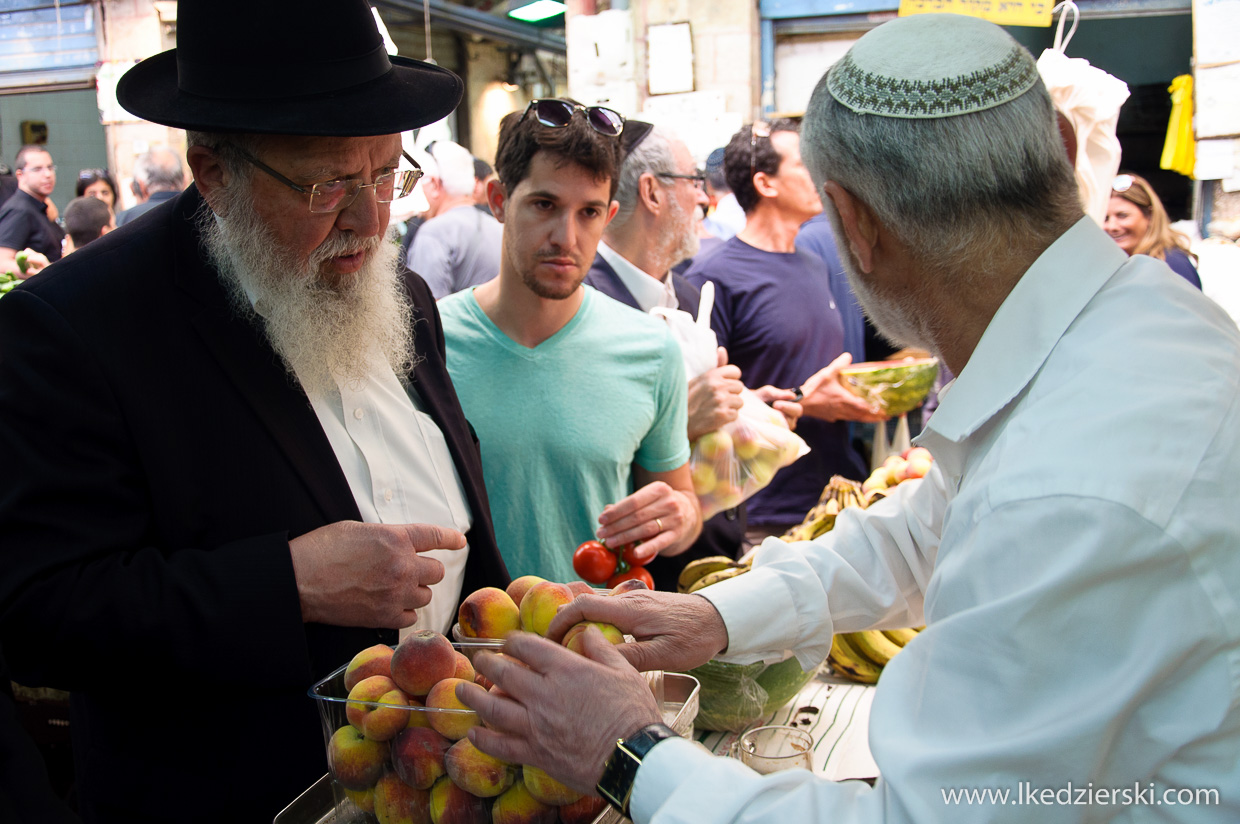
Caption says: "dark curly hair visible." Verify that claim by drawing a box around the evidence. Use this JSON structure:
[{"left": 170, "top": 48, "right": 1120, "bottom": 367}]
[
  {"left": 494, "top": 101, "right": 622, "bottom": 200},
  {"left": 723, "top": 118, "right": 800, "bottom": 213}
]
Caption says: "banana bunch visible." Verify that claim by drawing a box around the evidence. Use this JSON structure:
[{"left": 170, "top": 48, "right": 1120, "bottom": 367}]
[
  {"left": 677, "top": 556, "right": 750, "bottom": 594},
  {"left": 828, "top": 627, "right": 923, "bottom": 684},
  {"left": 781, "top": 475, "right": 867, "bottom": 542}
]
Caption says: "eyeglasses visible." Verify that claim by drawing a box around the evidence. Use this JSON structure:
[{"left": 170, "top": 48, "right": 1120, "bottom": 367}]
[
  {"left": 521, "top": 99, "right": 625, "bottom": 137},
  {"left": 227, "top": 144, "right": 424, "bottom": 213},
  {"left": 749, "top": 120, "right": 771, "bottom": 179},
  {"left": 657, "top": 171, "right": 707, "bottom": 191},
  {"left": 1112, "top": 174, "right": 1134, "bottom": 193}
]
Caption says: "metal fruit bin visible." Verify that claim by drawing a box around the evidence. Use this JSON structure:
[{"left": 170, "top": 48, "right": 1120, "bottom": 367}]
[{"left": 277, "top": 645, "right": 699, "bottom": 824}]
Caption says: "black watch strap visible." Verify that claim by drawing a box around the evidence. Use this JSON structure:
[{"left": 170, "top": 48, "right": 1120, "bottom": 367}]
[{"left": 596, "top": 722, "right": 680, "bottom": 818}]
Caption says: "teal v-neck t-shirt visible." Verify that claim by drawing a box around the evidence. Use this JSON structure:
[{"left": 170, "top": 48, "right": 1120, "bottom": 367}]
[{"left": 439, "top": 286, "right": 689, "bottom": 582}]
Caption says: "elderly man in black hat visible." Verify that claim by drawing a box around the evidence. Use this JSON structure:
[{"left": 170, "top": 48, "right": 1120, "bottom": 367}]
[
  {"left": 454, "top": 13, "right": 1240, "bottom": 824},
  {"left": 0, "top": 1, "right": 508, "bottom": 821}
]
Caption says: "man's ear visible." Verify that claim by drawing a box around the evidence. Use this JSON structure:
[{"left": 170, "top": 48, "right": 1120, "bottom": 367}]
[
  {"left": 486, "top": 177, "right": 508, "bottom": 224},
  {"left": 186, "top": 146, "right": 230, "bottom": 216},
  {"left": 638, "top": 171, "right": 661, "bottom": 214},
  {"left": 752, "top": 170, "right": 778, "bottom": 200},
  {"left": 604, "top": 199, "right": 620, "bottom": 228},
  {"left": 823, "top": 181, "right": 878, "bottom": 274}
]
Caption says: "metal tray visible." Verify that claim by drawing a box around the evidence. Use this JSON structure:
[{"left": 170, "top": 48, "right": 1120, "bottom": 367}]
[{"left": 275, "top": 671, "right": 700, "bottom": 824}]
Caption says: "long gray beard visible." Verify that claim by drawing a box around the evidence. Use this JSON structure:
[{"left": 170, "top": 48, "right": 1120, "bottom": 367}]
[{"left": 199, "top": 194, "right": 414, "bottom": 397}]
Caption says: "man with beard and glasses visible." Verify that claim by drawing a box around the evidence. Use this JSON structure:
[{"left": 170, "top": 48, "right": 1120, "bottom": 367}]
[
  {"left": 685, "top": 119, "right": 887, "bottom": 549},
  {"left": 437, "top": 103, "right": 702, "bottom": 585},
  {"left": 584, "top": 121, "right": 802, "bottom": 589},
  {"left": 451, "top": 15, "right": 1240, "bottom": 824},
  {"left": 0, "top": 1, "right": 509, "bottom": 821}
]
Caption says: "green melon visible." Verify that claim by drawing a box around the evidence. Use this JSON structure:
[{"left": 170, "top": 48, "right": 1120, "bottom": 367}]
[
  {"left": 685, "top": 655, "right": 819, "bottom": 732},
  {"left": 840, "top": 358, "right": 939, "bottom": 416}
]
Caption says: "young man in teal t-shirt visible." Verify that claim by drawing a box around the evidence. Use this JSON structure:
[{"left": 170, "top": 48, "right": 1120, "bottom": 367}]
[{"left": 438, "top": 102, "right": 702, "bottom": 583}]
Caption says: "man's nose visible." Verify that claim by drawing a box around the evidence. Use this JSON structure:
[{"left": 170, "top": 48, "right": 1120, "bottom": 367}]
[{"left": 336, "top": 186, "right": 383, "bottom": 237}]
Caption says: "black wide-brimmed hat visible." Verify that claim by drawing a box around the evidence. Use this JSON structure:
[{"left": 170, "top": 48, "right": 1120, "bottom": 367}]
[{"left": 116, "top": 0, "right": 462, "bottom": 136}]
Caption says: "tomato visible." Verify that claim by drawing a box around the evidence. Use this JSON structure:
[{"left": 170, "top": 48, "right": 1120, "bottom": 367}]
[
  {"left": 573, "top": 540, "right": 617, "bottom": 584},
  {"left": 619, "top": 541, "right": 650, "bottom": 568},
  {"left": 607, "top": 566, "right": 654, "bottom": 591}
]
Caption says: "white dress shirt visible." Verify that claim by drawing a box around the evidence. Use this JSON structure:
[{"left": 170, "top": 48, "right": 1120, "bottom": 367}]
[
  {"left": 597, "top": 240, "right": 679, "bottom": 312},
  {"left": 633, "top": 218, "right": 1240, "bottom": 822}
]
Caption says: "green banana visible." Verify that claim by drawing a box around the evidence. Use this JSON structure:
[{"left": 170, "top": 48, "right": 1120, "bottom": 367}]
[
  {"left": 686, "top": 566, "right": 748, "bottom": 594},
  {"left": 677, "top": 556, "right": 741, "bottom": 593}
]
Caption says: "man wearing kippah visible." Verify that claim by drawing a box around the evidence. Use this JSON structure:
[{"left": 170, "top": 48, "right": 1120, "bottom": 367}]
[
  {"left": 455, "top": 14, "right": 1240, "bottom": 823},
  {"left": 0, "top": 0, "right": 510, "bottom": 820}
]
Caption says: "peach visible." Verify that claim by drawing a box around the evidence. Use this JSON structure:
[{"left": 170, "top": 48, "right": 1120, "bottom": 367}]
[
  {"left": 347, "top": 675, "right": 410, "bottom": 741},
  {"left": 344, "top": 644, "right": 395, "bottom": 691},
  {"left": 425, "top": 677, "right": 480, "bottom": 740},
  {"left": 373, "top": 772, "right": 431, "bottom": 824},
  {"left": 558, "top": 794, "right": 607, "bottom": 824},
  {"left": 392, "top": 726, "right": 452, "bottom": 790},
  {"left": 732, "top": 424, "right": 761, "bottom": 461},
  {"left": 405, "top": 696, "right": 432, "bottom": 729},
  {"left": 392, "top": 630, "right": 458, "bottom": 697},
  {"left": 444, "top": 737, "right": 516, "bottom": 798},
  {"left": 474, "top": 671, "right": 495, "bottom": 691},
  {"left": 690, "top": 461, "right": 717, "bottom": 494},
  {"left": 505, "top": 575, "right": 547, "bottom": 609},
  {"left": 902, "top": 455, "right": 932, "bottom": 480},
  {"left": 327, "top": 725, "right": 389, "bottom": 791},
  {"left": 696, "top": 429, "right": 732, "bottom": 462},
  {"left": 522, "top": 765, "right": 582, "bottom": 806},
  {"left": 458, "top": 587, "right": 521, "bottom": 639},
  {"left": 451, "top": 651, "right": 476, "bottom": 683},
  {"left": 561, "top": 621, "right": 624, "bottom": 655},
  {"left": 609, "top": 578, "right": 649, "bottom": 595},
  {"left": 519, "top": 582, "right": 574, "bottom": 637},
  {"left": 344, "top": 786, "right": 376, "bottom": 815},
  {"left": 428, "top": 775, "right": 490, "bottom": 824},
  {"left": 492, "top": 777, "right": 557, "bottom": 824},
  {"left": 564, "top": 580, "right": 594, "bottom": 598}
]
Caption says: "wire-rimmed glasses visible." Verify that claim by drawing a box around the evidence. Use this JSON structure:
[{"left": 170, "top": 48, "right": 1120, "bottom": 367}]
[
  {"left": 657, "top": 171, "right": 707, "bottom": 191},
  {"left": 227, "top": 144, "right": 424, "bottom": 213}
]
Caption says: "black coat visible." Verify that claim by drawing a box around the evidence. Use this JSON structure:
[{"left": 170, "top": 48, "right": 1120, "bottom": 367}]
[
  {"left": 584, "top": 254, "right": 746, "bottom": 587},
  {"left": 0, "top": 186, "right": 509, "bottom": 823}
]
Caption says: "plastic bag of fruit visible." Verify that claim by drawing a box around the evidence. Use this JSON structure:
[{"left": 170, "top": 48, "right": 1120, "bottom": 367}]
[{"left": 690, "top": 391, "right": 808, "bottom": 519}]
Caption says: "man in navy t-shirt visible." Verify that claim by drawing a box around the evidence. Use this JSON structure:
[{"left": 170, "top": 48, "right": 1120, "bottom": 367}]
[{"left": 685, "top": 120, "right": 886, "bottom": 542}]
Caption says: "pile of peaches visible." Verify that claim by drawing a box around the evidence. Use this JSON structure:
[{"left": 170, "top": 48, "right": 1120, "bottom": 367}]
[{"left": 325, "top": 575, "right": 640, "bottom": 824}]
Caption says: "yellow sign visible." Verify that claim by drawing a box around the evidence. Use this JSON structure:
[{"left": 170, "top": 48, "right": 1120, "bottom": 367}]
[{"left": 898, "top": 0, "right": 1054, "bottom": 27}]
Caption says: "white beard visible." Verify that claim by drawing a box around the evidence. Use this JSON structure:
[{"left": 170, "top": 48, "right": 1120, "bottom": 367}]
[
  {"left": 662, "top": 193, "right": 701, "bottom": 270},
  {"left": 200, "top": 190, "right": 414, "bottom": 397}
]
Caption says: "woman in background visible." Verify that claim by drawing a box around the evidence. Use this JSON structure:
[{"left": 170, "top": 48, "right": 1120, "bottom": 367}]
[
  {"left": 75, "top": 169, "right": 118, "bottom": 211},
  {"left": 1105, "top": 172, "right": 1201, "bottom": 289}
]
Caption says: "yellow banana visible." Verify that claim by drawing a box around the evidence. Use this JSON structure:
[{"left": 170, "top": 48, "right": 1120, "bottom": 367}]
[
  {"left": 828, "top": 634, "right": 882, "bottom": 684},
  {"left": 881, "top": 627, "right": 921, "bottom": 647},
  {"left": 686, "top": 566, "right": 748, "bottom": 593},
  {"left": 677, "top": 556, "right": 741, "bottom": 593},
  {"left": 846, "top": 630, "right": 904, "bottom": 668}
]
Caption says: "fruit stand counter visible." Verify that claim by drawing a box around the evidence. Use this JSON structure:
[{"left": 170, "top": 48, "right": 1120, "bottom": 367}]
[{"left": 698, "top": 669, "right": 879, "bottom": 781}]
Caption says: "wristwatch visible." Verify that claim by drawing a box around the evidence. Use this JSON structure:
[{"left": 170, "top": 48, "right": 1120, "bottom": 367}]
[{"left": 596, "top": 722, "right": 680, "bottom": 818}]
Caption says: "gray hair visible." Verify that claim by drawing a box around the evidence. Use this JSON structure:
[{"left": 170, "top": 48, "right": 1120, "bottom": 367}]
[
  {"left": 610, "top": 125, "right": 679, "bottom": 229},
  {"left": 134, "top": 146, "right": 186, "bottom": 193},
  {"left": 428, "top": 141, "right": 476, "bottom": 198},
  {"left": 801, "top": 74, "right": 1082, "bottom": 272}
]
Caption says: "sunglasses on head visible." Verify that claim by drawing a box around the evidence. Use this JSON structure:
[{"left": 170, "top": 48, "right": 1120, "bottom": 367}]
[
  {"left": 1112, "top": 174, "right": 1135, "bottom": 194},
  {"left": 521, "top": 99, "right": 625, "bottom": 138},
  {"left": 749, "top": 120, "right": 772, "bottom": 179},
  {"left": 78, "top": 168, "right": 108, "bottom": 180}
]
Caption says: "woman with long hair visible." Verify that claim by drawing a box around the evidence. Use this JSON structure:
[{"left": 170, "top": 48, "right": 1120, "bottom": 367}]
[
  {"left": 1104, "top": 172, "right": 1201, "bottom": 288},
  {"left": 75, "top": 168, "right": 118, "bottom": 211}
]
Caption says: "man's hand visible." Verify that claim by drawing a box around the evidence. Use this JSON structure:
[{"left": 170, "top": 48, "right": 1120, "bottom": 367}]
[
  {"left": 288, "top": 521, "right": 466, "bottom": 627},
  {"left": 800, "top": 353, "right": 888, "bottom": 423},
  {"left": 751, "top": 385, "right": 804, "bottom": 430},
  {"left": 456, "top": 630, "right": 663, "bottom": 793},
  {"left": 546, "top": 589, "right": 728, "bottom": 674},
  {"left": 686, "top": 347, "right": 744, "bottom": 441},
  {"left": 596, "top": 475, "right": 701, "bottom": 562}
]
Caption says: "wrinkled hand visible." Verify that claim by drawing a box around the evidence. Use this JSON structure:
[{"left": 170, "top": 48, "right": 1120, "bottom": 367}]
[
  {"left": 596, "top": 481, "right": 698, "bottom": 562},
  {"left": 457, "top": 630, "right": 663, "bottom": 794},
  {"left": 800, "top": 353, "right": 888, "bottom": 423},
  {"left": 546, "top": 590, "right": 728, "bottom": 674},
  {"left": 751, "top": 385, "right": 804, "bottom": 430},
  {"left": 686, "top": 347, "right": 744, "bottom": 441},
  {"left": 289, "top": 521, "right": 466, "bottom": 627}
]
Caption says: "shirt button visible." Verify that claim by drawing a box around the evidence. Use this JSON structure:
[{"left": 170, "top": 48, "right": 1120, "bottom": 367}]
[
  {"left": 353, "top": 408, "right": 364, "bottom": 420},
  {"left": 384, "top": 489, "right": 394, "bottom": 502}
]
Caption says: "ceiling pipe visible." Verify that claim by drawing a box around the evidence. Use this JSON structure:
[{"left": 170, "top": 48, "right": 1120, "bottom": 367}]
[{"left": 373, "top": 0, "right": 567, "bottom": 54}]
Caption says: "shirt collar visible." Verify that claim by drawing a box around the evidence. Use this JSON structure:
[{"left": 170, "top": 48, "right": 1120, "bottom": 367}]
[
  {"left": 918, "top": 218, "right": 1129, "bottom": 472},
  {"left": 596, "top": 240, "right": 678, "bottom": 312}
]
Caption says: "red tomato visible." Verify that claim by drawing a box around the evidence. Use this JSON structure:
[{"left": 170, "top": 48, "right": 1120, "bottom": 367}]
[
  {"left": 573, "top": 540, "right": 617, "bottom": 584},
  {"left": 607, "top": 566, "right": 654, "bottom": 591},
  {"left": 619, "top": 541, "right": 649, "bottom": 568}
]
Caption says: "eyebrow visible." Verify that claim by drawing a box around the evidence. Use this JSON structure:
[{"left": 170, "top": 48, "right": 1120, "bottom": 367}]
[
  {"left": 295, "top": 153, "right": 403, "bottom": 184},
  {"left": 525, "top": 189, "right": 609, "bottom": 209}
]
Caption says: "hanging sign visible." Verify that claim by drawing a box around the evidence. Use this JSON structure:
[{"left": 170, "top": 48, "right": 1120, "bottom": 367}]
[{"left": 897, "top": 1, "right": 1054, "bottom": 28}]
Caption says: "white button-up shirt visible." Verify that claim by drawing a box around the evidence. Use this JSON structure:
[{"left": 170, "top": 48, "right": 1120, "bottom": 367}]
[
  {"left": 633, "top": 218, "right": 1240, "bottom": 822},
  {"left": 597, "top": 240, "right": 679, "bottom": 312}
]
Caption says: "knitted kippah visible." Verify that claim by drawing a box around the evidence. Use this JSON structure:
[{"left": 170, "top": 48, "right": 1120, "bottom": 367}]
[{"left": 826, "top": 14, "right": 1040, "bottom": 119}]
